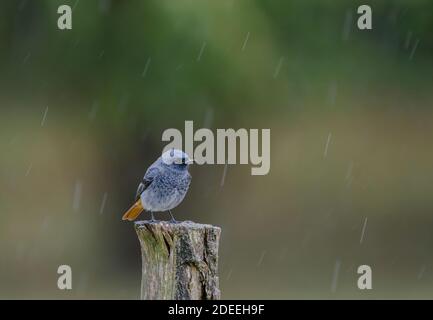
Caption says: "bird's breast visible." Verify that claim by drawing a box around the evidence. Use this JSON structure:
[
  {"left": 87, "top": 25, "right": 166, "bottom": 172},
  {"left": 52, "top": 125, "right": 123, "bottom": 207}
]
[{"left": 140, "top": 172, "right": 190, "bottom": 212}]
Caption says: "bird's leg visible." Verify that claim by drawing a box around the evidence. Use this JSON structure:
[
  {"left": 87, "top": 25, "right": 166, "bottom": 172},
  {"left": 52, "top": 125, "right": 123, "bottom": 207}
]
[
  {"left": 150, "top": 211, "right": 156, "bottom": 222},
  {"left": 168, "top": 210, "right": 178, "bottom": 223}
]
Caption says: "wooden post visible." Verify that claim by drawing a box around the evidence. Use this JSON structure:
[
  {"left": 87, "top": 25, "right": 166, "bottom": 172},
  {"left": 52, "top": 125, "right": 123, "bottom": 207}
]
[{"left": 134, "top": 220, "right": 221, "bottom": 300}]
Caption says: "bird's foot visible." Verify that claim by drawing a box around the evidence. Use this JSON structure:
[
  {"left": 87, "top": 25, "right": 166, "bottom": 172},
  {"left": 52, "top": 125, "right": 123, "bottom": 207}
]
[
  {"left": 149, "top": 212, "right": 159, "bottom": 223},
  {"left": 168, "top": 210, "right": 179, "bottom": 223}
]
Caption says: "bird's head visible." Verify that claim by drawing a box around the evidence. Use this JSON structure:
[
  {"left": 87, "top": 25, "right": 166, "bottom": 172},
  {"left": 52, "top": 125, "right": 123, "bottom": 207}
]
[{"left": 161, "top": 149, "right": 193, "bottom": 171}]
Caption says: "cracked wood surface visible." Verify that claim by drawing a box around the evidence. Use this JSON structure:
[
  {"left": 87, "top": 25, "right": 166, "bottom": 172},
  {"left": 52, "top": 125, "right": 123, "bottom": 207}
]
[{"left": 134, "top": 220, "right": 221, "bottom": 300}]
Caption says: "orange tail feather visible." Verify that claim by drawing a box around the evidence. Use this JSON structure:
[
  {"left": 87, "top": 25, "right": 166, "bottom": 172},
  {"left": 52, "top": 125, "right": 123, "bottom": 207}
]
[{"left": 122, "top": 199, "right": 144, "bottom": 221}]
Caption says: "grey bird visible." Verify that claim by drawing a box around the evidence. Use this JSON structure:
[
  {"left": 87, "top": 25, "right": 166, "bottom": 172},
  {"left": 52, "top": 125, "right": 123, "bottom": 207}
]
[{"left": 122, "top": 149, "right": 192, "bottom": 222}]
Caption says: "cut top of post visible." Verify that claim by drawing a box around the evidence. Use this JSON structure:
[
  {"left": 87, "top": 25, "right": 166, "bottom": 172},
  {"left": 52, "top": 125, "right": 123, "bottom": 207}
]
[{"left": 134, "top": 220, "right": 221, "bottom": 300}]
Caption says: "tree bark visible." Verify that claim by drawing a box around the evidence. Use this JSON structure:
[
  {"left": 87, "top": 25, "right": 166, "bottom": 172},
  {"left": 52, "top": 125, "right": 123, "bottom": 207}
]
[{"left": 134, "top": 220, "right": 221, "bottom": 300}]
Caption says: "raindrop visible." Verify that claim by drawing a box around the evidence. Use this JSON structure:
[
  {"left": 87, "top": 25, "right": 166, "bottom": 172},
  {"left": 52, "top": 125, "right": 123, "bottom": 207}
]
[
  {"left": 342, "top": 9, "right": 353, "bottom": 41},
  {"left": 99, "top": 0, "right": 112, "bottom": 14},
  {"left": 73, "top": 0, "right": 80, "bottom": 11},
  {"left": 409, "top": 39, "right": 420, "bottom": 60},
  {"left": 100, "top": 192, "right": 108, "bottom": 215},
  {"left": 241, "top": 32, "right": 250, "bottom": 51},
  {"left": 203, "top": 107, "right": 214, "bottom": 128},
  {"left": 257, "top": 250, "right": 266, "bottom": 267},
  {"left": 220, "top": 164, "right": 228, "bottom": 187},
  {"left": 360, "top": 217, "right": 368, "bottom": 244},
  {"left": 331, "top": 259, "right": 341, "bottom": 293},
  {"left": 88, "top": 101, "right": 99, "bottom": 120},
  {"left": 273, "top": 57, "right": 284, "bottom": 79},
  {"left": 41, "top": 106, "right": 48, "bottom": 127},
  {"left": 418, "top": 265, "right": 426, "bottom": 280},
  {"left": 73, "top": 180, "right": 82, "bottom": 212},
  {"left": 25, "top": 162, "right": 33, "bottom": 177},
  {"left": 142, "top": 57, "right": 151, "bottom": 78},
  {"left": 197, "top": 41, "right": 206, "bottom": 62},
  {"left": 324, "top": 133, "right": 332, "bottom": 158},
  {"left": 226, "top": 268, "right": 233, "bottom": 280},
  {"left": 22, "top": 52, "right": 31, "bottom": 65}
]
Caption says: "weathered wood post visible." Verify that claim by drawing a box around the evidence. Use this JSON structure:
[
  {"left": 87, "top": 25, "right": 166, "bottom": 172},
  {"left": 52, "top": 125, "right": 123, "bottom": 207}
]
[{"left": 134, "top": 220, "right": 221, "bottom": 300}]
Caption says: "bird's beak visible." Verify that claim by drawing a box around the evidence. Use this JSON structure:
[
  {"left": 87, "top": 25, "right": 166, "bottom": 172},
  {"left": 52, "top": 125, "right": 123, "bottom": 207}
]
[{"left": 186, "top": 159, "right": 194, "bottom": 164}]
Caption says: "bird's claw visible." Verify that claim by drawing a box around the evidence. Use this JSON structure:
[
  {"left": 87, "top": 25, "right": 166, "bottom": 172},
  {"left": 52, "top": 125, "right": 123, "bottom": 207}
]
[
  {"left": 168, "top": 210, "right": 179, "bottom": 223},
  {"left": 149, "top": 212, "right": 159, "bottom": 223}
]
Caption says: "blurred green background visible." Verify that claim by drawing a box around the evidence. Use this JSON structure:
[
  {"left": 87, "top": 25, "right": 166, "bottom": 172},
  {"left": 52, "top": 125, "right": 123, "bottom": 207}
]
[{"left": 1, "top": 0, "right": 433, "bottom": 299}]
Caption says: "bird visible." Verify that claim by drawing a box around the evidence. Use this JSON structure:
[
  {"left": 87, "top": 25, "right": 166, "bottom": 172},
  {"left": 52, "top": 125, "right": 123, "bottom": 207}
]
[{"left": 122, "top": 149, "right": 192, "bottom": 222}]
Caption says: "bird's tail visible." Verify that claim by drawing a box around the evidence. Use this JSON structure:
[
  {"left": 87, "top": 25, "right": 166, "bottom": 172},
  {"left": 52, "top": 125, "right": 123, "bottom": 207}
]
[{"left": 122, "top": 199, "right": 144, "bottom": 221}]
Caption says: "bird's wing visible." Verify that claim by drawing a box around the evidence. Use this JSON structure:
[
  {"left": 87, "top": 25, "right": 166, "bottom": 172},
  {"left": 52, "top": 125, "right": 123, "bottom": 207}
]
[{"left": 135, "top": 166, "right": 159, "bottom": 200}]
